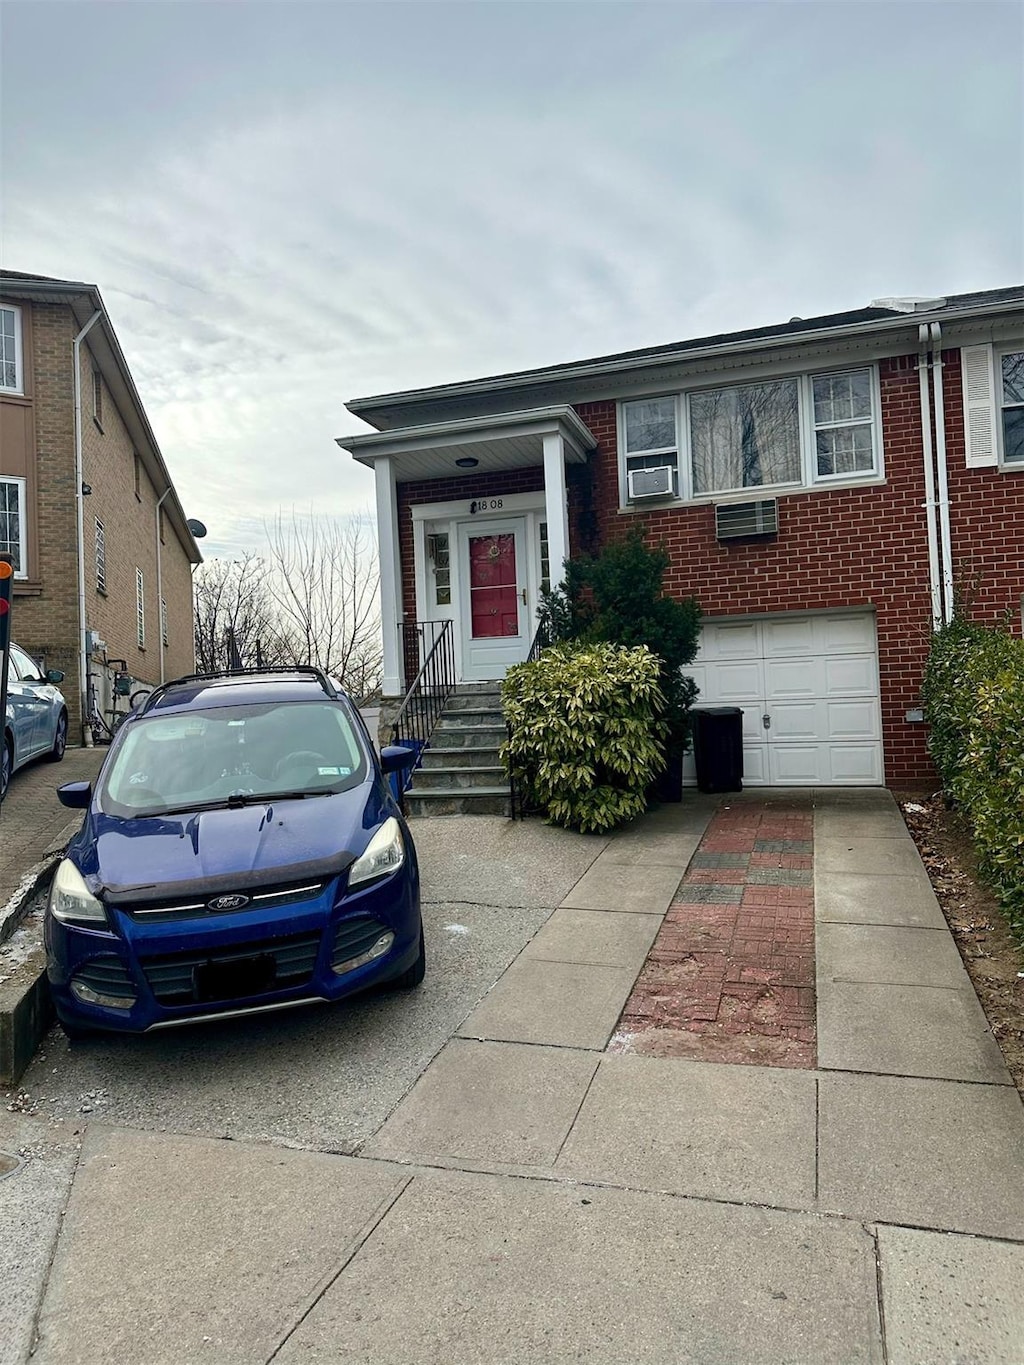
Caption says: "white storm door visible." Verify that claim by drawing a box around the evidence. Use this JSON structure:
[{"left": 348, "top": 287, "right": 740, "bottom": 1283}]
[{"left": 457, "top": 518, "right": 530, "bottom": 682}]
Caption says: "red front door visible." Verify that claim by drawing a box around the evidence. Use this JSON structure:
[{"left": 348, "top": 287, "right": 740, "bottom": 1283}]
[{"left": 468, "top": 532, "right": 519, "bottom": 638}]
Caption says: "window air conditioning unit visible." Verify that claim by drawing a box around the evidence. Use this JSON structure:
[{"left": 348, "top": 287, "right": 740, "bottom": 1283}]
[
  {"left": 627, "top": 465, "right": 676, "bottom": 501},
  {"left": 715, "top": 499, "right": 779, "bottom": 541}
]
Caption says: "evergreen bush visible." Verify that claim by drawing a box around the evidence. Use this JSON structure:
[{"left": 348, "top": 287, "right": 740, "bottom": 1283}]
[
  {"left": 501, "top": 643, "right": 665, "bottom": 834},
  {"left": 922, "top": 619, "right": 1024, "bottom": 938},
  {"left": 537, "top": 529, "right": 701, "bottom": 755}
]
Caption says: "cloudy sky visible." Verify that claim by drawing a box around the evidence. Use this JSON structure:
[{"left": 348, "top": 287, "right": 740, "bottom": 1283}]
[{"left": 3, "top": 0, "right": 1021, "bottom": 558}]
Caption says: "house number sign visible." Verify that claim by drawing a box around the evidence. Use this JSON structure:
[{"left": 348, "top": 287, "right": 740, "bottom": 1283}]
[{"left": 469, "top": 498, "right": 504, "bottom": 514}]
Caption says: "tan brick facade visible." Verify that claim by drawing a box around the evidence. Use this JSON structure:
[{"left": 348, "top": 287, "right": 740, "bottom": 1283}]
[
  {"left": 3, "top": 302, "right": 82, "bottom": 730},
  {"left": 80, "top": 344, "right": 195, "bottom": 693},
  {"left": 1, "top": 285, "right": 198, "bottom": 743}
]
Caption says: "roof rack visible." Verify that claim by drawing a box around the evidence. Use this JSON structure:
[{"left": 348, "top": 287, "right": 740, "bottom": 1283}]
[{"left": 138, "top": 665, "right": 341, "bottom": 715}]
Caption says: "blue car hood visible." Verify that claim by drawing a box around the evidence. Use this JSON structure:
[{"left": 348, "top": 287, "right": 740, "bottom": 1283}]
[{"left": 78, "top": 782, "right": 389, "bottom": 902}]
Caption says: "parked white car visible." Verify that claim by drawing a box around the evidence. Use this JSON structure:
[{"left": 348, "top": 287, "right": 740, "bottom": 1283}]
[{"left": 2, "top": 642, "right": 69, "bottom": 801}]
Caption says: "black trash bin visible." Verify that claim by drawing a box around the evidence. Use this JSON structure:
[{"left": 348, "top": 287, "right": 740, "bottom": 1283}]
[{"left": 691, "top": 707, "right": 744, "bottom": 794}]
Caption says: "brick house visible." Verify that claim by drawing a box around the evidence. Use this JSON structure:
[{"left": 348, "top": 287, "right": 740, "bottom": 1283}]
[
  {"left": 339, "top": 287, "right": 1023, "bottom": 790},
  {"left": 1, "top": 272, "right": 202, "bottom": 743}
]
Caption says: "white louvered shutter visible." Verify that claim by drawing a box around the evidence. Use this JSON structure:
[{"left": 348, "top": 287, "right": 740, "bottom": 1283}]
[{"left": 961, "top": 345, "right": 999, "bottom": 468}]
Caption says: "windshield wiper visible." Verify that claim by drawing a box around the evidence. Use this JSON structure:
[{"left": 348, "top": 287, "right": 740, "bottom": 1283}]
[
  {"left": 128, "top": 798, "right": 235, "bottom": 819},
  {"left": 127, "top": 790, "right": 333, "bottom": 819},
  {"left": 224, "top": 789, "right": 332, "bottom": 807}
]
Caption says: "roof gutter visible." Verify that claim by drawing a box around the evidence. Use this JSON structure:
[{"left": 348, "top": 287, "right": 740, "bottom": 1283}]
[{"left": 347, "top": 299, "right": 1022, "bottom": 419}]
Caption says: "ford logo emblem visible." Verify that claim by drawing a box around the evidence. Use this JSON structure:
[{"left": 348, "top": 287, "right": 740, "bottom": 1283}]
[{"left": 208, "top": 893, "right": 250, "bottom": 912}]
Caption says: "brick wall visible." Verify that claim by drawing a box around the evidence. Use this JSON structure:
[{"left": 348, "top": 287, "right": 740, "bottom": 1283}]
[
  {"left": 2, "top": 297, "right": 196, "bottom": 745},
  {"left": 940, "top": 349, "right": 1024, "bottom": 626},
  {"left": 81, "top": 343, "right": 195, "bottom": 692},
  {"left": 6, "top": 303, "right": 83, "bottom": 736},
  {"left": 576, "top": 352, "right": 1024, "bottom": 786},
  {"left": 384, "top": 349, "right": 1023, "bottom": 783}
]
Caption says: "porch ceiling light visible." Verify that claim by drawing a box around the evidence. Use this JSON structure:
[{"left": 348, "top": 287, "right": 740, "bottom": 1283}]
[{"left": 455, "top": 456, "right": 479, "bottom": 468}]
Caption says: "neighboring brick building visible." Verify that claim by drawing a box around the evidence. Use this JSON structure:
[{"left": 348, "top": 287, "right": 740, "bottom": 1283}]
[
  {"left": 339, "top": 287, "right": 1023, "bottom": 788},
  {"left": 1, "top": 272, "right": 202, "bottom": 743}
]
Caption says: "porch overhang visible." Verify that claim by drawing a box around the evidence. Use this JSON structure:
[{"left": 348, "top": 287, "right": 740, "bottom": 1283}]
[{"left": 336, "top": 405, "right": 597, "bottom": 479}]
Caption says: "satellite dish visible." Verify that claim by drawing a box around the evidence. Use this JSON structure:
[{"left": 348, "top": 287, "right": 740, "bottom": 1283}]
[{"left": 186, "top": 519, "right": 208, "bottom": 539}]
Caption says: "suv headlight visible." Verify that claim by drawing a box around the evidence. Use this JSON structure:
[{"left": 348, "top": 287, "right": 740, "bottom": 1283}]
[
  {"left": 348, "top": 818, "right": 405, "bottom": 888},
  {"left": 49, "top": 859, "right": 107, "bottom": 926}
]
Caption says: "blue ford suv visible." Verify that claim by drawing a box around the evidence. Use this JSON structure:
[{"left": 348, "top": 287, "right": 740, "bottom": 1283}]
[{"left": 46, "top": 668, "right": 423, "bottom": 1037}]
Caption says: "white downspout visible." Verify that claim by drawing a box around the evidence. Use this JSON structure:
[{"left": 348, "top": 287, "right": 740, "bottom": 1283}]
[
  {"left": 917, "top": 324, "right": 944, "bottom": 629},
  {"left": 155, "top": 489, "right": 171, "bottom": 683},
  {"left": 930, "top": 322, "right": 955, "bottom": 623},
  {"left": 73, "top": 309, "right": 103, "bottom": 745}
]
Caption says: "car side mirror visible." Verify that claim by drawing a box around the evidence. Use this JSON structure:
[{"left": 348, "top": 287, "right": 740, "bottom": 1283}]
[
  {"left": 379, "top": 745, "right": 415, "bottom": 776},
  {"left": 57, "top": 781, "right": 92, "bottom": 809},
  {"left": 46, "top": 669, "right": 65, "bottom": 684}
]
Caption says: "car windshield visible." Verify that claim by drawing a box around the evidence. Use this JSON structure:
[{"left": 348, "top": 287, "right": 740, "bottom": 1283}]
[{"left": 98, "top": 700, "right": 370, "bottom": 817}]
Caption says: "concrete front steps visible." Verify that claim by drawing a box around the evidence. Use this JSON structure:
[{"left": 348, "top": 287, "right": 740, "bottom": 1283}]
[{"left": 404, "top": 684, "right": 511, "bottom": 817}]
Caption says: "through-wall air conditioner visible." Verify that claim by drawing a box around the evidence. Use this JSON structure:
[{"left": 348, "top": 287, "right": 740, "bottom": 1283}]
[
  {"left": 715, "top": 499, "right": 779, "bottom": 541},
  {"left": 627, "top": 465, "right": 676, "bottom": 501}
]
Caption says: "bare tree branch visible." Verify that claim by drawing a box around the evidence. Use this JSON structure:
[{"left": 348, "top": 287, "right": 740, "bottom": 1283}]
[
  {"left": 193, "top": 554, "right": 297, "bottom": 674},
  {"left": 264, "top": 510, "right": 382, "bottom": 700}
]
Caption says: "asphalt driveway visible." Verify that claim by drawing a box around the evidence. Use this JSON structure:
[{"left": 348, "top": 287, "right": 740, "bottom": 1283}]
[{"left": 11, "top": 816, "right": 609, "bottom": 1151}]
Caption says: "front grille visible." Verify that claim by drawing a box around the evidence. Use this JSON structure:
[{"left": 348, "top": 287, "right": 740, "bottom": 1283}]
[
  {"left": 72, "top": 956, "right": 137, "bottom": 998},
  {"left": 122, "top": 880, "right": 327, "bottom": 923},
  {"left": 331, "top": 914, "right": 388, "bottom": 970},
  {"left": 140, "top": 931, "right": 322, "bottom": 1005}
]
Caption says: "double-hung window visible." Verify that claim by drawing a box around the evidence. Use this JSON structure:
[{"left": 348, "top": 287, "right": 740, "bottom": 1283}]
[
  {"left": 0, "top": 305, "right": 23, "bottom": 394},
  {"left": 620, "top": 365, "right": 879, "bottom": 503},
  {"left": 1000, "top": 351, "right": 1024, "bottom": 464},
  {"left": 812, "top": 370, "right": 876, "bottom": 477},
  {"left": 622, "top": 396, "right": 679, "bottom": 494},
  {"left": 0, "top": 476, "right": 27, "bottom": 576}
]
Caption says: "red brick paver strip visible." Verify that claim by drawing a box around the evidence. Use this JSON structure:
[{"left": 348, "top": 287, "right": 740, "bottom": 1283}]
[{"left": 611, "top": 800, "right": 817, "bottom": 1068}]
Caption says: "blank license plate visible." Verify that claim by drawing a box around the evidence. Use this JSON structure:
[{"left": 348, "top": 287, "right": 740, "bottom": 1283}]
[{"left": 194, "top": 954, "right": 276, "bottom": 1002}]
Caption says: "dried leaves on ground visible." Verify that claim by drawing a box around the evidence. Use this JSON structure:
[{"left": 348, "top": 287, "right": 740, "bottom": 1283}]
[{"left": 899, "top": 792, "right": 1024, "bottom": 1095}]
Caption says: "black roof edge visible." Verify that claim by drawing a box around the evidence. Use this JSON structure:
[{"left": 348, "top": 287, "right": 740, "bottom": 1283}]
[{"left": 347, "top": 285, "right": 1024, "bottom": 415}]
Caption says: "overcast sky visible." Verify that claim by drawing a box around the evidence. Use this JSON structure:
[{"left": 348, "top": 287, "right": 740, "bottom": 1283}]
[{"left": 3, "top": 0, "right": 1022, "bottom": 558}]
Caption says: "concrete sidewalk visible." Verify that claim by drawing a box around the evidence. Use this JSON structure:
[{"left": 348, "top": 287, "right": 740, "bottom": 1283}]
[{"left": 12, "top": 792, "right": 1024, "bottom": 1364}]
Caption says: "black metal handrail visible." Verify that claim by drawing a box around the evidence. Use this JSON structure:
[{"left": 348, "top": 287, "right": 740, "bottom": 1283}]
[
  {"left": 525, "top": 620, "right": 551, "bottom": 665},
  {"left": 389, "top": 621, "right": 456, "bottom": 796}
]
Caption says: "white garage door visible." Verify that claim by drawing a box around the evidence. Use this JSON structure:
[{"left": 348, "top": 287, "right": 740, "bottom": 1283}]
[{"left": 682, "top": 611, "right": 883, "bottom": 786}]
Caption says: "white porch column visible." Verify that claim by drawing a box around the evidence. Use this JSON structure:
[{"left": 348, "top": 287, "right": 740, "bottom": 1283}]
[
  {"left": 374, "top": 455, "right": 402, "bottom": 696},
  {"left": 542, "top": 431, "right": 571, "bottom": 588}
]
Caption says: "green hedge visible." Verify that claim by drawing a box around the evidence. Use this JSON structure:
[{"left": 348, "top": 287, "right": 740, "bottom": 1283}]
[
  {"left": 501, "top": 642, "right": 665, "bottom": 834},
  {"left": 922, "top": 620, "right": 1024, "bottom": 937}
]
